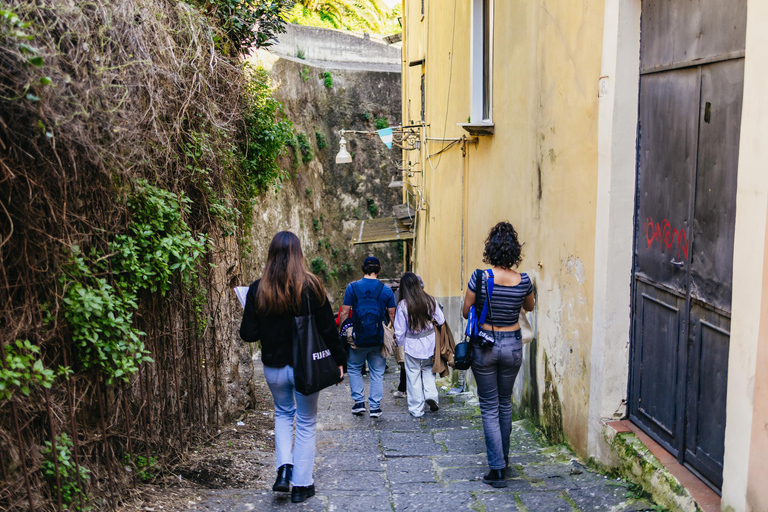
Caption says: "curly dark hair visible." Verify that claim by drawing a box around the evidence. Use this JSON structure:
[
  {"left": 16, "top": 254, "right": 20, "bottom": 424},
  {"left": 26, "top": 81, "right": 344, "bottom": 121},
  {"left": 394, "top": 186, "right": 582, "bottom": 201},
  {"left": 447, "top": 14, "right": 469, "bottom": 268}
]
[
  {"left": 483, "top": 221, "right": 523, "bottom": 269},
  {"left": 362, "top": 261, "right": 381, "bottom": 275}
]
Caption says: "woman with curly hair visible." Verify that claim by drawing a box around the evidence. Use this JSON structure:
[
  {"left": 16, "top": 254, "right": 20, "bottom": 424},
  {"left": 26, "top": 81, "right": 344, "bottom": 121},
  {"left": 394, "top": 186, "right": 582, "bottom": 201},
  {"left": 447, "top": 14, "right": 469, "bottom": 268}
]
[{"left": 462, "top": 221, "right": 534, "bottom": 488}]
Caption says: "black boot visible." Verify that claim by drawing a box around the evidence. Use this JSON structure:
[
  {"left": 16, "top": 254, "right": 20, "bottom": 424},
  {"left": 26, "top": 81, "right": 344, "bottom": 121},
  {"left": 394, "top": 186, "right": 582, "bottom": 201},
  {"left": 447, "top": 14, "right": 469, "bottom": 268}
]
[
  {"left": 291, "top": 484, "right": 316, "bottom": 503},
  {"left": 272, "top": 464, "right": 292, "bottom": 492},
  {"left": 482, "top": 469, "right": 507, "bottom": 488}
]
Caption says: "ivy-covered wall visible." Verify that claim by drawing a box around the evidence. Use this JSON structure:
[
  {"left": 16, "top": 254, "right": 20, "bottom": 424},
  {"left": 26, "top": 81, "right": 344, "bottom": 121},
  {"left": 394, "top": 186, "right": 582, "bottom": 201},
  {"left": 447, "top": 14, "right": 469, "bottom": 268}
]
[
  {"left": 241, "top": 52, "right": 403, "bottom": 303},
  {"left": 0, "top": 0, "right": 292, "bottom": 508}
]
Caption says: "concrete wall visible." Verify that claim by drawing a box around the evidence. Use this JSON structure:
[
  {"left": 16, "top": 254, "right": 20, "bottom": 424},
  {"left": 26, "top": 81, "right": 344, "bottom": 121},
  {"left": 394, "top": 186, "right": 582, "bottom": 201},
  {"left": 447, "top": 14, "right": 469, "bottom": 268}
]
[
  {"left": 403, "top": 0, "right": 605, "bottom": 455},
  {"left": 587, "top": 0, "right": 639, "bottom": 462},
  {"left": 722, "top": 1, "right": 768, "bottom": 510},
  {"left": 272, "top": 23, "right": 401, "bottom": 66}
]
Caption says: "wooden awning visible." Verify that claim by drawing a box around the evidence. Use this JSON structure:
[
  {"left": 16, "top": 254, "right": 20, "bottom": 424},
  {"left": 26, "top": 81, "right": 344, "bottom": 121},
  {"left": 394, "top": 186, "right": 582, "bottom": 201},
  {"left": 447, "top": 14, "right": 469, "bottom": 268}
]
[{"left": 352, "top": 217, "right": 415, "bottom": 245}]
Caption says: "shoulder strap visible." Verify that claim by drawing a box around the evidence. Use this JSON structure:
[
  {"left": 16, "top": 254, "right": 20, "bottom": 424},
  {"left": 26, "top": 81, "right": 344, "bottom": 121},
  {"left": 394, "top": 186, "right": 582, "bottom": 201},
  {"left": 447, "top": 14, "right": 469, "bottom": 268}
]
[
  {"left": 374, "top": 281, "right": 384, "bottom": 298},
  {"left": 478, "top": 269, "right": 495, "bottom": 325}
]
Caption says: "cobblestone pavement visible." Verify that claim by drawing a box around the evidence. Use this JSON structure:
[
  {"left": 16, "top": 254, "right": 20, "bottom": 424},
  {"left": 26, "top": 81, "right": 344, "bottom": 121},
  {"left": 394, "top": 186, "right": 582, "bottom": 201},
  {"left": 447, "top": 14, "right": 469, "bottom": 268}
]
[{"left": 184, "top": 364, "right": 654, "bottom": 511}]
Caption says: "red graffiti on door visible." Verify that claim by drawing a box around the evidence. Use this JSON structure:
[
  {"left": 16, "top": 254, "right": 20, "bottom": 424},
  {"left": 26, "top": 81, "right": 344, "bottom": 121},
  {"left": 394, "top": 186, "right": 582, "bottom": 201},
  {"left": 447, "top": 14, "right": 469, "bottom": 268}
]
[{"left": 644, "top": 217, "right": 689, "bottom": 261}]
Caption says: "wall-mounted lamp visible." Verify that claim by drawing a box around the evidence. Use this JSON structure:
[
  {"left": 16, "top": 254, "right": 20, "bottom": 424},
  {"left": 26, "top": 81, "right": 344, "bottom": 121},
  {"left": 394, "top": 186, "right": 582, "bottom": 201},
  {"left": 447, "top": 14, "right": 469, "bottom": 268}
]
[{"left": 335, "top": 135, "right": 352, "bottom": 164}]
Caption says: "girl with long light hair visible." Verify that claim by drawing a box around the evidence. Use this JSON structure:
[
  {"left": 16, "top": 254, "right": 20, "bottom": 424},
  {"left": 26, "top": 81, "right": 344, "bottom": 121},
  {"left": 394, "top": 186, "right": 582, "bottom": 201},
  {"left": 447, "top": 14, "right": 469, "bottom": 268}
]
[{"left": 240, "top": 231, "right": 345, "bottom": 503}]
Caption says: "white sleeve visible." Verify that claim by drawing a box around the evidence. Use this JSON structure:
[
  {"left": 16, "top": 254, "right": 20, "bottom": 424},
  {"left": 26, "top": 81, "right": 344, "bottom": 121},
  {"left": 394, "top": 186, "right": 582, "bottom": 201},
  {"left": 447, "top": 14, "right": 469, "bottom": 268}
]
[
  {"left": 394, "top": 302, "right": 408, "bottom": 345},
  {"left": 433, "top": 303, "right": 445, "bottom": 326}
]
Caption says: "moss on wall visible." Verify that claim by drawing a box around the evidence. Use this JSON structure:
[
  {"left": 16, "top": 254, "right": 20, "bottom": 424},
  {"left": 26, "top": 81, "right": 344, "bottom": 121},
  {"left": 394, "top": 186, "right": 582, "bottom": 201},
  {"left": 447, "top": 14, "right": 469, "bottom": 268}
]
[{"left": 542, "top": 352, "right": 565, "bottom": 445}]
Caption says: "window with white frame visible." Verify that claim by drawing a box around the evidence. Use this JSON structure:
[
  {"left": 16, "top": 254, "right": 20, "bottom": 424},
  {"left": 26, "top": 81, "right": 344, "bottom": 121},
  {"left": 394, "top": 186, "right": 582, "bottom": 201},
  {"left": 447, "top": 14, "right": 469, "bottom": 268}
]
[{"left": 470, "top": 0, "right": 493, "bottom": 123}]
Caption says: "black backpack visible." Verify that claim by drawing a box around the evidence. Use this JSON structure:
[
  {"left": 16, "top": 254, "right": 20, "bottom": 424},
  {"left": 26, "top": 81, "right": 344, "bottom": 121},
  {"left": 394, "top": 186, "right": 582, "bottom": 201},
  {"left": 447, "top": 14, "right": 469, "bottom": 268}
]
[{"left": 350, "top": 281, "right": 385, "bottom": 347}]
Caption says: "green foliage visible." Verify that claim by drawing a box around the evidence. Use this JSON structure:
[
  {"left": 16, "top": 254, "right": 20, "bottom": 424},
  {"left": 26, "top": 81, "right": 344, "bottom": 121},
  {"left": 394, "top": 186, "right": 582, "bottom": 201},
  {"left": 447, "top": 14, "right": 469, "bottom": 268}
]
[
  {"left": 322, "top": 71, "right": 333, "bottom": 89},
  {"left": 194, "top": 0, "right": 292, "bottom": 54},
  {"left": 62, "top": 249, "right": 151, "bottom": 385},
  {"left": 299, "top": 65, "right": 310, "bottom": 82},
  {"left": 296, "top": 132, "right": 314, "bottom": 163},
  {"left": 242, "top": 67, "right": 295, "bottom": 191},
  {"left": 287, "top": 0, "right": 400, "bottom": 34},
  {"left": 315, "top": 130, "right": 327, "bottom": 149},
  {"left": 124, "top": 453, "right": 159, "bottom": 483},
  {"left": 112, "top": 180, "right": 208, "bottom": 295},
  {"left": 305, "top": 186, "right": 313, "bottom": 196},
  {"left": 61, "top": 181, "right": 209, "bottom": 384},
  {"left": 0, "top": 340, "right": 55, "bottom": 400},
  {"left": 310, "top": 257, "right": 327, "bottom": 276},
  {"left": 296, "top": 47, "right": 306, "bottom": 59},
  {"left": 362, "top": 111, "right": 372, "bottom": 121},
  {"left": 374, "top": 117, "right": 389, "bottom": 130},
  {"left": 312, "top": 218, "right": 321, "bottom": 231},
  {"left": 0, "top": 7, "right": 54, "bottom": 104},
  {"left": 367, "top": 198, "right": 378, "bottom": 218},
  {"left": 41, "top": 433, "right": 90, "bottom": 508},
  {"left": 396, "top": 240, "right": 404, "bottom": 259}
]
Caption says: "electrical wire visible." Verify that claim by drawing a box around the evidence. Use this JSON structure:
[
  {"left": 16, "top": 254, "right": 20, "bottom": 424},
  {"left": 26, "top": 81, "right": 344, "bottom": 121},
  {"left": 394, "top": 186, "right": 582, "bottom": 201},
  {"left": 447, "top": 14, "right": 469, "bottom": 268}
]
[{"left": 427, "top": 0, "right": 458, "bottom": 171}]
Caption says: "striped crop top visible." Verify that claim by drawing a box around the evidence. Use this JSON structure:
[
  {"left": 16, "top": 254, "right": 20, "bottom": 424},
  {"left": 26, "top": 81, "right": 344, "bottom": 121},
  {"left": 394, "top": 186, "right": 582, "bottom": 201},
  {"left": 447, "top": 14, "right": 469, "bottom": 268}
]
[{"left": 468, "top": 270, "right": 533, "bottom": 327}]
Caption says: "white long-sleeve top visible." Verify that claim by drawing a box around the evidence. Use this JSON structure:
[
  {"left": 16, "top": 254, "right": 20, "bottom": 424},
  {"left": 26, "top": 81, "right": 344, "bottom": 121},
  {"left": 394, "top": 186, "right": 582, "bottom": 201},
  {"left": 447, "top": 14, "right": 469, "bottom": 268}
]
[{"left": 394, "top": 300, "right": 445, "bottom": 360}]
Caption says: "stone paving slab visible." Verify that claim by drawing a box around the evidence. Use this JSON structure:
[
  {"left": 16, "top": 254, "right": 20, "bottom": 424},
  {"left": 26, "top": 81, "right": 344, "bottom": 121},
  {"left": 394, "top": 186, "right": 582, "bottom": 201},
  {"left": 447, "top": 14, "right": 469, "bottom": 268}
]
[{"left": 183, "top": 361, "right": 657, "bottom": 511}]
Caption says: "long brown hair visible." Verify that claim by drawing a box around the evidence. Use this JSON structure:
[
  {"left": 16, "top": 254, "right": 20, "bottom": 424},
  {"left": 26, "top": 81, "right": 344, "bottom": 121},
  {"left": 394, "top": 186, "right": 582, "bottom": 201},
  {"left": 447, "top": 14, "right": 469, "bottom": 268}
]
[
  {"left": 255, "top": 231, "right": 325, "bottom": 315},
  {"left": 399, "top": 272, "right": 435, "bottom": 332}
]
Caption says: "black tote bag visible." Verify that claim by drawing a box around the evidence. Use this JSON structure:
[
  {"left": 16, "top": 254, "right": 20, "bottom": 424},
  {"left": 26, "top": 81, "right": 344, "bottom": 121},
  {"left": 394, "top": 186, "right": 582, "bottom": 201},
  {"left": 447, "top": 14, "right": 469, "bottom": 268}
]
[{"left": 292, "top": 296, "right": 342, "bottom": 395}]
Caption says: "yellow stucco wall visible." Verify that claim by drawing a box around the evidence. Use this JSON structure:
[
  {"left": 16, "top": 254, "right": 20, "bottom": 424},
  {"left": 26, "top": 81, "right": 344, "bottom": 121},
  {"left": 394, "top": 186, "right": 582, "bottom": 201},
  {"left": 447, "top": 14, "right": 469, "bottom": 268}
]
[{"left": 403, "top": 0, "right": 604, "bottom": 454}]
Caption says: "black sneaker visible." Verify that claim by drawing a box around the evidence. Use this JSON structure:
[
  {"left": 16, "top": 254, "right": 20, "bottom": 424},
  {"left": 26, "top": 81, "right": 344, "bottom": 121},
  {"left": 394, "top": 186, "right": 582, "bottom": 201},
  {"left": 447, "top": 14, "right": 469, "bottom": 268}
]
[
  {"left": 351, "top": 402, "right": 366, "bottom": 415},
  {"left": 369, "top": 408, "right": 382, "bottom": 418},
  {"left": 291, "top": 484, "right": 315, "bottom": 503},
  {"left": 426, "top": 399, "right": 439, "bottom": 412},
  {"left": 482, "top": 469, "right": 507, "bottom": 488},
  {"left": 272, "top": 464, "right": 292, "bottom": 492}
]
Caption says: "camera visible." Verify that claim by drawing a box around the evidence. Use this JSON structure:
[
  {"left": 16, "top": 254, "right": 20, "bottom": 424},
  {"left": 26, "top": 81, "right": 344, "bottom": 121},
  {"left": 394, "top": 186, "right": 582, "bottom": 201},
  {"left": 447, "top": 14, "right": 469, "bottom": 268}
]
[{"left": 476, "top": 330, "right": 496, "bottom": 348}]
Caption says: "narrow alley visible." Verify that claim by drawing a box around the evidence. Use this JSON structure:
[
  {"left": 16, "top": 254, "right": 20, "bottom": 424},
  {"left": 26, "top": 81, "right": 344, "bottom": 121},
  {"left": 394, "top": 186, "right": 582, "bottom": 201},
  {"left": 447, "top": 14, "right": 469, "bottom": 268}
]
[{"left": 158, "top": 365, "right": 656, "bottom": 512}]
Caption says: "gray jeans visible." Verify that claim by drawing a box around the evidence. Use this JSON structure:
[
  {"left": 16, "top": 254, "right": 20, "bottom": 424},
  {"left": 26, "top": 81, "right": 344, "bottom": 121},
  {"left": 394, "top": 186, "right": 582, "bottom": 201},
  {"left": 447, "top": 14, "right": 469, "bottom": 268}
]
[{"left": 472, "top": 330, "right": 523, "bottom": 470}]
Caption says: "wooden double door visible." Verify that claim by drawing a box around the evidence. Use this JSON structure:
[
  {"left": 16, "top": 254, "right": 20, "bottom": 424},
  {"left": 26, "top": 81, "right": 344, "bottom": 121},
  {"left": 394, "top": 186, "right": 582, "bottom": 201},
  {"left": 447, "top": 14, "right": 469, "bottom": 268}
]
[{"left": 629, "top": 0, "right": 747, "bottom": 491}]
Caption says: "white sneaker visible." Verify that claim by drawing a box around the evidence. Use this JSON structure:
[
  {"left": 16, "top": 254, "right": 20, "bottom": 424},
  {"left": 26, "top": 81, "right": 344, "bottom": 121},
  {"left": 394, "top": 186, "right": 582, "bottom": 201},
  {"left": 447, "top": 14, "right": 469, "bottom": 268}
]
[{"left": 392, "top": 390, "right": 407, "bottom": 398}]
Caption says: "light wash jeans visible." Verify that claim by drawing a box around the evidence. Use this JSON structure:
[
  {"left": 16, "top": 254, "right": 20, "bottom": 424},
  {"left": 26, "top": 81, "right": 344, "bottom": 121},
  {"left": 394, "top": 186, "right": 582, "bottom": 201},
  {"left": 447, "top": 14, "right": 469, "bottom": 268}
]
[
  {"left": 404, "top": 353, "right": 438, "bottom": 417},
  {"left": 471, "top": 330, "right": 523, "bottom": 470},
  {"left": 263, "top": 365, "right": 319, "bottom": 487},
  {"left": 347, "top": 345, "right": 387, "bottom": 410}
]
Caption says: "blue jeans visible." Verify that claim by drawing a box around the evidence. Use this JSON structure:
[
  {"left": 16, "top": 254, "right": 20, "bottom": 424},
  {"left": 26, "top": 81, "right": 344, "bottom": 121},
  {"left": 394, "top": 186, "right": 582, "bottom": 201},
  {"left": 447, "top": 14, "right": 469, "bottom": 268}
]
[
  {"left": 347, "top": 345, "right": 387, "bottom": 409},
  {"left": 471, "top": 330, "right": 523, "bottom": 470},
  {"left": 263, "top": 365, "right": 319, "bottom": 487}
]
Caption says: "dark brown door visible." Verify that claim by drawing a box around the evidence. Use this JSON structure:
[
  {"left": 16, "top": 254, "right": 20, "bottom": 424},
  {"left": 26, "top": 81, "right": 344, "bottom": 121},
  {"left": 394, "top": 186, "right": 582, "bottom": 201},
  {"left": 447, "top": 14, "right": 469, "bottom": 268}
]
[{"left": 629, "top": 0, "right": 747, "bottom": 491}]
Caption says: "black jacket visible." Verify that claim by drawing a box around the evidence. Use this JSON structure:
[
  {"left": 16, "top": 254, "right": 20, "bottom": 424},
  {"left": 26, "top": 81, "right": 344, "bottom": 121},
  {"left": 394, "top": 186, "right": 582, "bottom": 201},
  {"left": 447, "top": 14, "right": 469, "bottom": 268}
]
[{"left": 239, "top": 279, "right": 346, "bottom": 368}]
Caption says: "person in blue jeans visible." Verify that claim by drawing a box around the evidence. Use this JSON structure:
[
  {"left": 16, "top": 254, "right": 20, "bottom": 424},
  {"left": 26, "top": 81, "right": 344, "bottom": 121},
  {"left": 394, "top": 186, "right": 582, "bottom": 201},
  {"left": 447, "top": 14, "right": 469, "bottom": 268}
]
[
  {"left": 239, "top": 232, "right": 346, "bottom": 503},
  {"left": 462, "top": 222, "right": 535, "bottom": 488},
  {"left": 338, "top": 256, "right": 396, "bottom": 418}
]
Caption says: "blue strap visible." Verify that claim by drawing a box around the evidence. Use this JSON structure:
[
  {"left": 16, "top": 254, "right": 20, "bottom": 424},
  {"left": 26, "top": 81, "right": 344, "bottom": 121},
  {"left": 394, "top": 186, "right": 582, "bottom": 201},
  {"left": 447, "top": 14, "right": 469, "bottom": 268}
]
[{"left": 477, "top": 269, "right": 494, "bottom": 325}]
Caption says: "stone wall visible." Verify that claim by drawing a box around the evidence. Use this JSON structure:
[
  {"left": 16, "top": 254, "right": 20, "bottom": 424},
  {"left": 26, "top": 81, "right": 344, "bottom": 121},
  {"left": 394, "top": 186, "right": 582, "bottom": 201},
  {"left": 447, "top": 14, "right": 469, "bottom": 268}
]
[
  {"left": 271, "top": 23, "right": 401, "bottom": 68},
  {"left": 222, "top": 51, "right": 403, "bottom": 412}
]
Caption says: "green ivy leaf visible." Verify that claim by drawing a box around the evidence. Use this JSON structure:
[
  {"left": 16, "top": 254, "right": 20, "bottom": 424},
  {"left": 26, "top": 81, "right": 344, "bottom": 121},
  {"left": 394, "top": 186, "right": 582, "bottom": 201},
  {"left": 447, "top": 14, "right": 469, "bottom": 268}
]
[{"left": 27, "top": 55, "right": 44, "bottom": 67}]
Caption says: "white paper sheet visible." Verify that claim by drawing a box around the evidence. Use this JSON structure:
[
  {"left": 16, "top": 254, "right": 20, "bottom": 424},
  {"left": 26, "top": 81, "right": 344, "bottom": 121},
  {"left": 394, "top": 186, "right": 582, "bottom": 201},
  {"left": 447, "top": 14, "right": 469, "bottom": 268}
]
[{"left": 234, "top": 286, "right": 249, "bottom": 309}]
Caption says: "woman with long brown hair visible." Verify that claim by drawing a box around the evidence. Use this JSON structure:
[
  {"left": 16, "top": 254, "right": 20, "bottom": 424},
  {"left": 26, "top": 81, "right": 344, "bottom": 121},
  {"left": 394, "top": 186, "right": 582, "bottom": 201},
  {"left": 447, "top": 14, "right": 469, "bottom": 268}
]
[
  {"left": 394, "top": 272, "right": 445, "bottom": 417},
  {"left": 239, "top": 231, "right": 345, "bottom": 503}
]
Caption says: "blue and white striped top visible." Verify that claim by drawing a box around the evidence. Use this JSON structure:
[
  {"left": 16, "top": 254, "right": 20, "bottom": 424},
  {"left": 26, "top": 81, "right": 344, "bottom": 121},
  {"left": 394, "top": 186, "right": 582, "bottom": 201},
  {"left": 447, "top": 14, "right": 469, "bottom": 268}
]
[{"left": 468, "top": 271, "right": 533, "bottom": 327}]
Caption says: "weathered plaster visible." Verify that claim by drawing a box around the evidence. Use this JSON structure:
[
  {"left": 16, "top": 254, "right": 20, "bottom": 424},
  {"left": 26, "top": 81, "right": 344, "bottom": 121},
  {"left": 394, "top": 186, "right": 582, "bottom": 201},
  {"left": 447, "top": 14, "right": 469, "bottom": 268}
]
[
  {"left": 725, "top": 2, "right": 768, "bottom": 510},
  {"left": 587, "top": 0, "right": 640, "bottom": 463},
  {"left": 403, "top": 0, "right": 604, "bottom": 456}
]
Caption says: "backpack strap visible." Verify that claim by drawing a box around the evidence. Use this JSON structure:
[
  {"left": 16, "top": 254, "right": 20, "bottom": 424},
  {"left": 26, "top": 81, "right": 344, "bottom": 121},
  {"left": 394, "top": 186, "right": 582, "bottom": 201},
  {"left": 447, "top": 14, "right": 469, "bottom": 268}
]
[{"left": 350, "top": 281, "right": 360, "bottom": 307}]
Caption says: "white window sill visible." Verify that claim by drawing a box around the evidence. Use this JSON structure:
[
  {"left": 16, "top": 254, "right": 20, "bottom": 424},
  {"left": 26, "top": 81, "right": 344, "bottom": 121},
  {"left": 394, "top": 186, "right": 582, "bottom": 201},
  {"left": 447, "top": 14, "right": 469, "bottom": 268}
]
[{"left": 458, "top": 122, "right": 494, "bottom": 135}]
